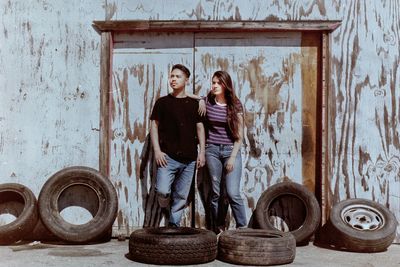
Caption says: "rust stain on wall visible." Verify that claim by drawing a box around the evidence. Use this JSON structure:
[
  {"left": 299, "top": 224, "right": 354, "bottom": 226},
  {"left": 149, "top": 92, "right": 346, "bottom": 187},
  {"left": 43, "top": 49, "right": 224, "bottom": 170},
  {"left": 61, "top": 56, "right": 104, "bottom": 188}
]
[
  {"left": 134, "top": 149, "right": 140, "bottom": 198},
  {"left": 126, "top": 146, "right": 132, "bottom": 177},
  {"left": 129, "top": 65, "right": 145, "bottom": 85},
  {"left": 124, "top": 186, "right": 128, "bottom": 203}
]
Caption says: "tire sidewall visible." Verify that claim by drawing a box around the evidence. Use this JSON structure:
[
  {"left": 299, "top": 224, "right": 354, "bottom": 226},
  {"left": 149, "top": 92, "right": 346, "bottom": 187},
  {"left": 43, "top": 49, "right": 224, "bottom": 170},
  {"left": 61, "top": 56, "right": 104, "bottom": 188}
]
[
  {"left": 0, "top": 183, "right": 38, "bottom": 244},
  {"left": 38, "top": 166, "right": 118, "bottom": 243},
  {"left": 129, "top": 227, "right": 217, "bottom": 265},
  {"left": 218, "top": 229, "right": 296, "bottom": 265},
  {"left": 329, "top": 198, "right": 397, "bottom": 245},
  {"left": 255, "top": 182, "right": 321, "bottom": 243}
]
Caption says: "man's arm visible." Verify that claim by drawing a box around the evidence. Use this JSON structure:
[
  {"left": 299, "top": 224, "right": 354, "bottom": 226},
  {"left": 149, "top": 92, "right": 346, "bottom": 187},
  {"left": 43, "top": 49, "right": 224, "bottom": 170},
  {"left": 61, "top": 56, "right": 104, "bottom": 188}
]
[
  {"left": 196, "top": 122, "right": 206, "bottom": 168},
  {"left": 150, "top": 120, "right": 167, "bottom": 167}
]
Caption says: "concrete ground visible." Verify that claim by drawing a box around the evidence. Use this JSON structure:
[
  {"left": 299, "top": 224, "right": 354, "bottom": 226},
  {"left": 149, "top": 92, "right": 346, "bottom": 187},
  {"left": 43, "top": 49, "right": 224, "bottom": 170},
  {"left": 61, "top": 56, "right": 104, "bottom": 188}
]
[{"left": 0, "top": 239, "right": 399, "bottom": 267}]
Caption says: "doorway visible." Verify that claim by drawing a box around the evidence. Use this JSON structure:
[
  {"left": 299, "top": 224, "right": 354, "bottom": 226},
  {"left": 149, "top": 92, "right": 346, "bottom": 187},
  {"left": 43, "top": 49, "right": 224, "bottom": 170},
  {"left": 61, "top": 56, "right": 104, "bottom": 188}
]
[{"left": 108, "top": 30, "right": 321, "bottom": 231}]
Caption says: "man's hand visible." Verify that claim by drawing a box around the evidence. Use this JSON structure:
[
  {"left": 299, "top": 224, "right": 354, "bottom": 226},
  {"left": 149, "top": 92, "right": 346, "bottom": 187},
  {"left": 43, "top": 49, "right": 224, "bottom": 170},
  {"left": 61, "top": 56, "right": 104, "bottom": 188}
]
[
  {"left": 225, "top": 156, "right": 235, "bottom": 173},
  {"left": 155, "top": 150, "right": 168, "bottom": 167},
  {"left": 197, "top": 152, "right": 205, "bottom": 168}
]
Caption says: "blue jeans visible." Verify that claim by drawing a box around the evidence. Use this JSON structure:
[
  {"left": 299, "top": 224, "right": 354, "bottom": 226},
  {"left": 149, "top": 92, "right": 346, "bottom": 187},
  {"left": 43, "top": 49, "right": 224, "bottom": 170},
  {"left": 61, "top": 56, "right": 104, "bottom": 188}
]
[
  {"left": 155, "top": 155, "right": 196, "bottom": 227},
  {"left": 205, "top": 144, "right": 247, "bottom": 228}
]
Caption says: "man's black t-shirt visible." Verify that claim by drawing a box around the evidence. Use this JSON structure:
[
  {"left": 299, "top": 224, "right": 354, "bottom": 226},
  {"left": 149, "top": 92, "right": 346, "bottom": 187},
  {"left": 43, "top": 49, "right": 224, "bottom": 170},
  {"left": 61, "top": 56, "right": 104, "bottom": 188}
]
[{"left": 150, "top": 94, "right": 202, "bottom": 162}]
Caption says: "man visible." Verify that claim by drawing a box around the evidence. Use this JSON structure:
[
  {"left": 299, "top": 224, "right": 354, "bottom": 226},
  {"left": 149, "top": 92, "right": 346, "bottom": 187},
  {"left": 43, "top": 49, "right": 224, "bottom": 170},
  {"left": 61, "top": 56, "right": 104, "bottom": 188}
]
[{"left": 150, "top": 64, "right": 205, "bottom": 227}]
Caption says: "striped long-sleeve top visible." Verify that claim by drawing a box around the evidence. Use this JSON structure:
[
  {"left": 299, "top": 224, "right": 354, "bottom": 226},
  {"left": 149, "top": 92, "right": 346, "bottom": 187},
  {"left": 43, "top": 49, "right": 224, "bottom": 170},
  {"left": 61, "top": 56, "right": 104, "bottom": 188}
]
[{"left": 205, "top": 98, "right": 243, "bottom": 145}]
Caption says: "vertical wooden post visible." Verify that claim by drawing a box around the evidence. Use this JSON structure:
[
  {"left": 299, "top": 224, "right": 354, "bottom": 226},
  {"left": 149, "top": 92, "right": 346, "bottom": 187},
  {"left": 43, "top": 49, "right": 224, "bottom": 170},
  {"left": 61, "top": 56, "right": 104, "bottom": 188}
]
[
  {"left": 99, "top": 32, "right": 112, "bottom": 177},
  {"left": 320, "top": 32, "right": 330, "bottom": 224}
]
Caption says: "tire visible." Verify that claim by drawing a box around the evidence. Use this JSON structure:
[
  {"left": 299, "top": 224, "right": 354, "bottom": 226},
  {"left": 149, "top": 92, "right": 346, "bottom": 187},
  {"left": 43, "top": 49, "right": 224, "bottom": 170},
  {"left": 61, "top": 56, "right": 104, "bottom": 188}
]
[
  {"left": 326, "top": 198, "right": 396, "bottom": 252},
  {"left": 254, "top": 181, "right": 321, "bottom": 245},
  {"left": 218, "top": 229, "right": 296, "bottom": 265},
  {"left": 38, "top": 166, "right": 118, "bottom": 244},
  {"left": 24, "top": 217, "right": 60, "bottom": 242},
  {"left": 0, "top": 183, "right": 38, "bottom": 245},
  {"left": 128, "top": 227, "right": 217, "bottom": 265}
]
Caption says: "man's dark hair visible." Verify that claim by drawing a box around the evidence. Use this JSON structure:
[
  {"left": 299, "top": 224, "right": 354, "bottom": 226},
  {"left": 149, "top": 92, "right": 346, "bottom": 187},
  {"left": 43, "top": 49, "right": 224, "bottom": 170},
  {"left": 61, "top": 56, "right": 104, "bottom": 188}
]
[{"left": 171, "top": 64, "right": 191, "bottom": 78}]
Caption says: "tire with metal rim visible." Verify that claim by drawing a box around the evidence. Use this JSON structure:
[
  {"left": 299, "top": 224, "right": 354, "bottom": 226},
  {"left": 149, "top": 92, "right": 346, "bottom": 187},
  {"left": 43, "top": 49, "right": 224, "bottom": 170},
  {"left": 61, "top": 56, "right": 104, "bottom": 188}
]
[
  {"left": 254, "top": 181, "right": 321, "bottom": 245},
  {"left": 128, "top": 227, "right": 217, "bottom": 265},
  {"left": 218, "top": 229, "right": 296, "bottom": 266},
  {"left": 38, "top": 166, "right": 118, "bottom": 244},
  {"left": 327, "top": 198, "right": 396, "bottom": 252},
  {"left": 0, "top": 183, "right": 38, "bottom": 244}
]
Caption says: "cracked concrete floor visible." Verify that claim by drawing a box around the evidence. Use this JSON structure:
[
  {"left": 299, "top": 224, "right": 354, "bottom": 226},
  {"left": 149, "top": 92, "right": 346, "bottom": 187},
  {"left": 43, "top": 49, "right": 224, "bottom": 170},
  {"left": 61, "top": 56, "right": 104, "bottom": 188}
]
[{"left": 0, "top": 240, "right": 399, "bottom": 267}]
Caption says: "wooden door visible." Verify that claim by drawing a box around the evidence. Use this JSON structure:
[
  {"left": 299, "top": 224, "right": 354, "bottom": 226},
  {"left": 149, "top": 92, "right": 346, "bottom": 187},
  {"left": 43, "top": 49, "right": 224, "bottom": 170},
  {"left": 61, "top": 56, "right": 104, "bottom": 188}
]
[
  {"left": 110, "top": 32, "right": 194, "bottom": 234},
  {"left": 109, "top": 31, "right": 321, "bottom": 233},
  {"left": 194, "top": 32, "right": 320, "bottom": 228}
]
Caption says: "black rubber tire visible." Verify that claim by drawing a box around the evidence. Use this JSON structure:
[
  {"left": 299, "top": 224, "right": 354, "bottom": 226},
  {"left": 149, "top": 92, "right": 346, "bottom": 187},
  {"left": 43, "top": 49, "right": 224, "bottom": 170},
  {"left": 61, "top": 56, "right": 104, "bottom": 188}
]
[
  {"left": 0, "top": 183, "right": 38, "bottom": 245},
  {"left": 38, "top": 166, "right": 118, "bottom": 244},
  {"left": 24, "top": 217, "right": 60, "bottom": 242},
  {"left": 128, "top": 227, "right": 217, "bottom": 265},
  {"left": 218, "top": 229, "right": 296, "bottom": 266},
  {"left": 254, "top": 181, "right": 321, "bottom": 245},
  {"left": 326, "top": 198, "right": 396, "bottom": 252}
]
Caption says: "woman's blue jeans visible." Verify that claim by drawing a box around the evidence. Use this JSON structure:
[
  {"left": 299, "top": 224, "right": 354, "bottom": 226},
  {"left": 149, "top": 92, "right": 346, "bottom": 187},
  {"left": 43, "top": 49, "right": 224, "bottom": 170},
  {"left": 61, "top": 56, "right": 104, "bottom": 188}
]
[
  {"left": 155, "top": 154, "right": 195, "bottom": 227},
  {"left": 205, "top": 144, "right": 247, "bottom": 228}
]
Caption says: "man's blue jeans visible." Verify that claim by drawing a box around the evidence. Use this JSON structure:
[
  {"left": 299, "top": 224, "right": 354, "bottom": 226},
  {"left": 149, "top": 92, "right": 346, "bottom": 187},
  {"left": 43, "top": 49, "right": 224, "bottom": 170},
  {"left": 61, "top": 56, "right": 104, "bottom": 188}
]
[
  {"left": 205, "top": 144, "right": 247, "bottom": 228},
  {"left": 155, "top": 154, "right": 195, "bottom": 227}
]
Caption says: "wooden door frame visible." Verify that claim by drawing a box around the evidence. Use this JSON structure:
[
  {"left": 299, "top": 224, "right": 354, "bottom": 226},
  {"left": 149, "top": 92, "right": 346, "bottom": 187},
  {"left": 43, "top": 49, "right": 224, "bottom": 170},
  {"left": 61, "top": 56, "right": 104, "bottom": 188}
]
[{"left": 93, "top": 20, "right": 341, "bottom": 223}]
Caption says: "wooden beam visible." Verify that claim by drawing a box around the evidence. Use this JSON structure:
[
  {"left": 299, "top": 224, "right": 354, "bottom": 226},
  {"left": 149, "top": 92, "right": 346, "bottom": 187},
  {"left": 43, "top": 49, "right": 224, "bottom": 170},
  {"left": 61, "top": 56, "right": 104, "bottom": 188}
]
[
  {"left": 92, "top": 20, "right": 341, "bottom": 34},
  {"left": 99, "top": 32, "right": 112, "bottom": 178},
  {"left": 320, "top": 32, "right": 330, "bottom": 224}
]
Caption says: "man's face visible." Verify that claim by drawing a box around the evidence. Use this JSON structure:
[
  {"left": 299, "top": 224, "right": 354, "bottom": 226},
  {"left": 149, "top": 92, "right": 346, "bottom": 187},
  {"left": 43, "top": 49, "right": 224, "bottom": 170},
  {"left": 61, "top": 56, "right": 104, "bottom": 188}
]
[{"left": 169, "top": 69, "right": 188, "bottom": 91}]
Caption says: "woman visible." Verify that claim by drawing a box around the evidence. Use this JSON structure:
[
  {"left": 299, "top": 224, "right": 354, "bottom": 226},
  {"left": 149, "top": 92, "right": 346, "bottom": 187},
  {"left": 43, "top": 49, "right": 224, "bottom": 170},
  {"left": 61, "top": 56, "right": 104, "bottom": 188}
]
[{"left": 199, "top": 71, "right": 247, "bottom": 231}]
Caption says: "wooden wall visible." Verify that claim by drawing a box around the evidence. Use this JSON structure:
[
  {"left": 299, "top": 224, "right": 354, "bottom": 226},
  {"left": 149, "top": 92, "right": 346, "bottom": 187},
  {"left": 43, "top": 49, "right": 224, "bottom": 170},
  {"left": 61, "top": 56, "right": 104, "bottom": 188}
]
[
  {"left": 0, "top": 0, "right": 399, "bottom": 242},
  {"left": 0, "top": 1, "right": 103, "bottom": 224},
  {"left": 104, "top": 0, "right": 400, "bottom": 241}
]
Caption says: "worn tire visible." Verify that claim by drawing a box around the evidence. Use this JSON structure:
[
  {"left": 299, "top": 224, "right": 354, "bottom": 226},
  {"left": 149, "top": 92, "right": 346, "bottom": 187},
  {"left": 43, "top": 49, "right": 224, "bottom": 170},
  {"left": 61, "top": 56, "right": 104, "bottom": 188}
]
[
  {"left": 218, "top": 229, "right": 296, "bottom": 265},
  {"left": 38, "top": 166, "right": 118, "bottom": 244},
  {"left": 0, "top": 183, "right": 38, "bottom": 245},
  {"left": 128, "top": 227, "right": 217, "bottom": 265},
  {"left": 255, "top": 181, "right": 321, "bottom": 244},
  {"left": 326, "top": 198, "right": 396, "bottom": 252}
]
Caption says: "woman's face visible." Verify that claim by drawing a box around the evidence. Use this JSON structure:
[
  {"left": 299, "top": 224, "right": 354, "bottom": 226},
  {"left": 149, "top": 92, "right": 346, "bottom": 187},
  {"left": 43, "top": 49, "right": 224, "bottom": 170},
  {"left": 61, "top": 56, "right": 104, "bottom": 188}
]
[{"left": 211, "top": 76, "right": 225, "bottom": 96}]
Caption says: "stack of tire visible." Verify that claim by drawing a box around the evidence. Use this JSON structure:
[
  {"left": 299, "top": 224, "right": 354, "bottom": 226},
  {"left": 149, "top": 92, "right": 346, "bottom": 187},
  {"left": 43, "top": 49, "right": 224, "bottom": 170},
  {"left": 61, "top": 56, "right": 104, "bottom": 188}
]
[{"left": 0, "top": 166, "right": 118, "bottom": 245}]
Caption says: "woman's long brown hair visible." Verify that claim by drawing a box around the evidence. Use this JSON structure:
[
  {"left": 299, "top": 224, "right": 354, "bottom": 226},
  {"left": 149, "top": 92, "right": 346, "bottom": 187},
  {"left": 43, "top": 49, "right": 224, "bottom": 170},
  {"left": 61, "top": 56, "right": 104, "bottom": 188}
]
[{"left": 207, "top": 71, "right": 242, "bottom": 141}]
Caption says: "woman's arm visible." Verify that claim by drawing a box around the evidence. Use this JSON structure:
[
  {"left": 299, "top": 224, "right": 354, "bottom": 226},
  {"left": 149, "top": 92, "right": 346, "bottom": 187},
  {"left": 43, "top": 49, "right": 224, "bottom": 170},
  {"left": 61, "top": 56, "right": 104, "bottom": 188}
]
[
  {"left": 187, "top": 93, "right": 206, "bottom": 116},
  {"left": 226, "top": 114, "right": 244, "bottom": 173}
]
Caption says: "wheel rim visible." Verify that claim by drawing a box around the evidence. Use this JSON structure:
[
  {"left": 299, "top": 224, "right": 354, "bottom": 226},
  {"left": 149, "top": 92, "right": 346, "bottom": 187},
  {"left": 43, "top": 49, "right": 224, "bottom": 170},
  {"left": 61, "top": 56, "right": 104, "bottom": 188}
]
[{"left": 340, "top": 204, "right": 385, "bottom": 231}]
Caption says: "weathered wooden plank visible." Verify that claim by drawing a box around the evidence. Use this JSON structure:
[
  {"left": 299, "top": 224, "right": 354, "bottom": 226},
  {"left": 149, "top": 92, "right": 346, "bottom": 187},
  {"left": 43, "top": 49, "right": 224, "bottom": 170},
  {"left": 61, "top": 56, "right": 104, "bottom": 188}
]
[
  {"left": 0, "top": 1, "right": 102, "bottom": 194},
  {"left": 194, "top": 32, "right": 317, "bottom": 228},
  {"left": 300, "top": 32, "right": 320, "bottom": 194},
  {"left": 320, "top": 31, "right": 330, "bottom": 224},
  {"left": 110, "top": 32, "right": 194, "bottom": 233},
  {"left": 104, "top": 0, "right": 341, "bottom": 21},
  {"left": 93, "top": 20, "right": 341, "bottom": 34},
  {"left": 99, "top": 32, "right": 112, "bottom": 177},
  {"left": 328, "top": 0, "right": 400, "bottom": 242}
]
